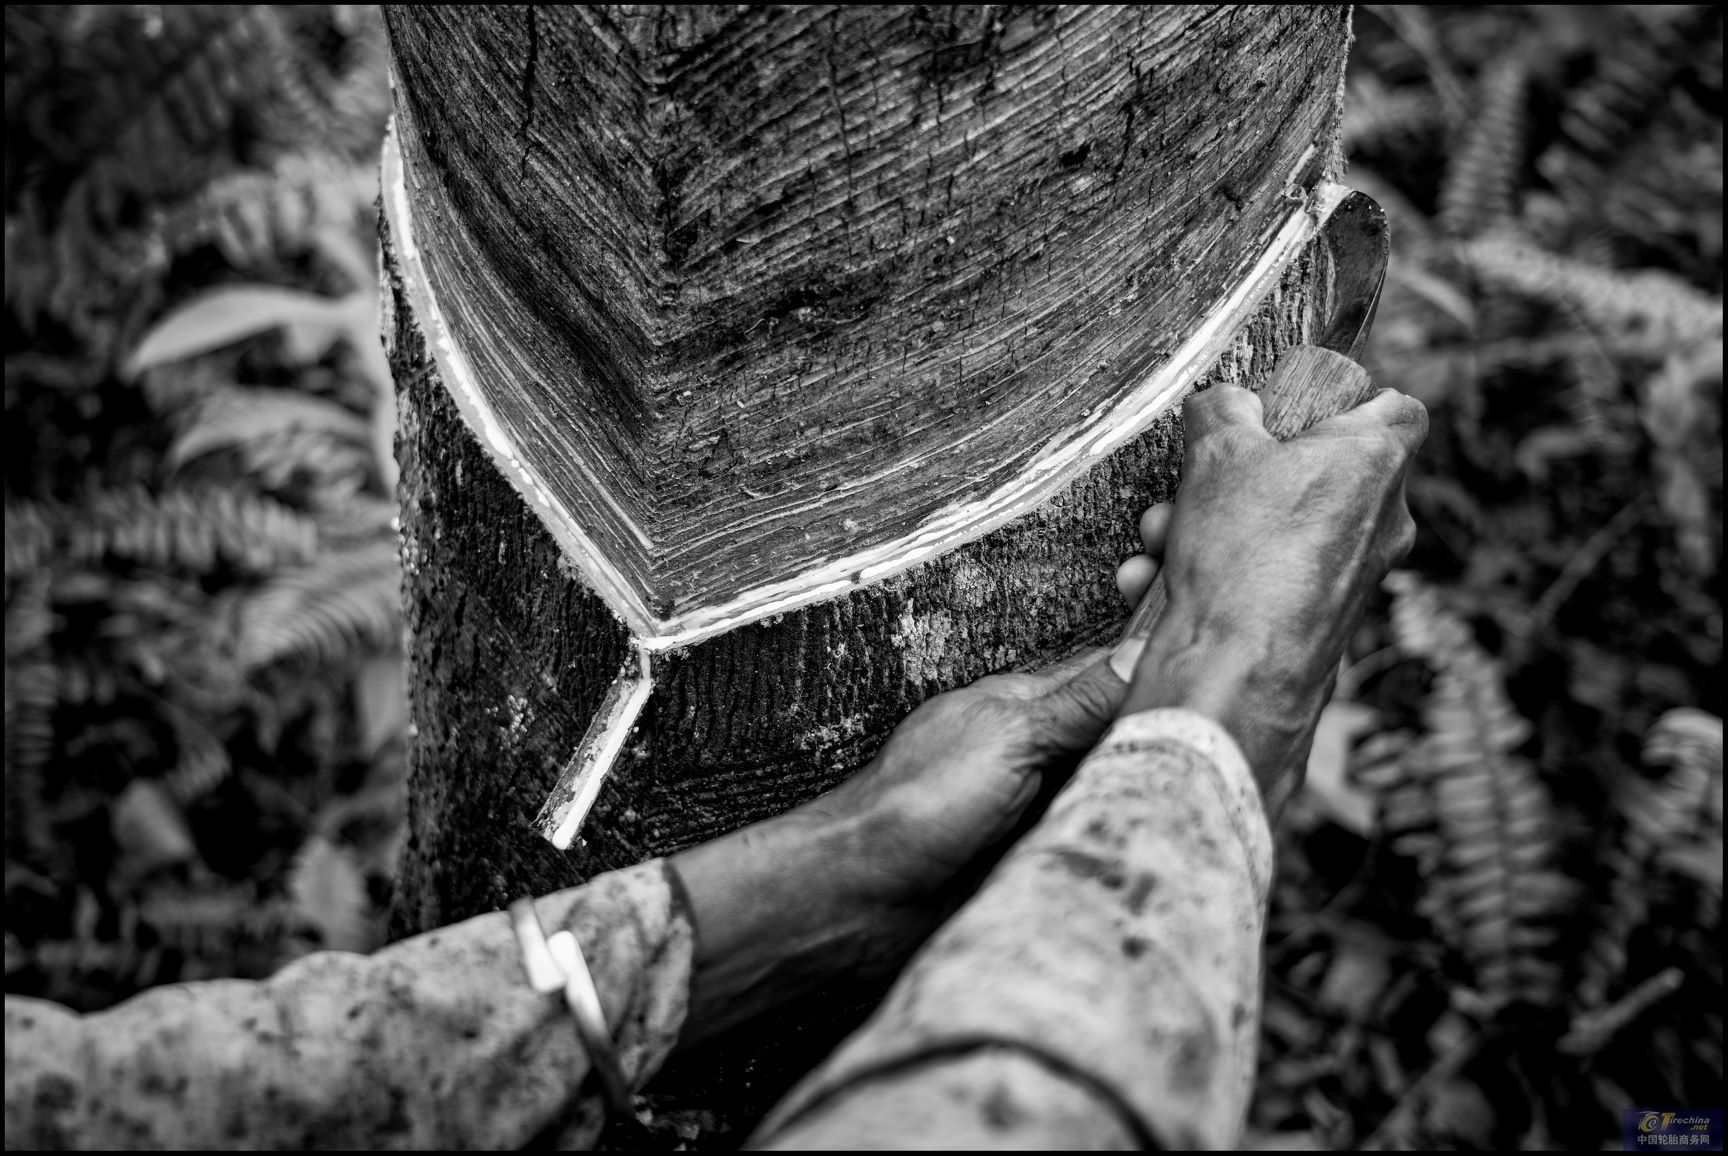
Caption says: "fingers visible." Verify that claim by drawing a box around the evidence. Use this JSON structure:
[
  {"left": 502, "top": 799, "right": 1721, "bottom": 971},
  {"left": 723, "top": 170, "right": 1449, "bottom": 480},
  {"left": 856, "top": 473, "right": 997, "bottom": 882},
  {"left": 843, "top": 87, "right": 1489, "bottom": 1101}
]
[
  {"left": 1115, "top": 553, "right": 1158, "bottom": 607},
  {"left": 1139, "top": 503, "right": 1171, "bottom": 556},
  {"left": 1184, "top": 384, "right": 1271, "bottom": 443},
  {"left": 1318, "top": 388, "right": 1429, "bottom": 458},
  {"left": 1035, "top": 648, "right": 1129, "bottom": 753}
]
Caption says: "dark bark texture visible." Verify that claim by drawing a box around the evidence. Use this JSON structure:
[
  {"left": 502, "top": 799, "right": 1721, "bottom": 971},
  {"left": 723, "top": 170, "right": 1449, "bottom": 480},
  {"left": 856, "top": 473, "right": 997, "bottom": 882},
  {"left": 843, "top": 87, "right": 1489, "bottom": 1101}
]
[
  {"left": 387, "top": 222, "right": 1327, "bottom": 930},
  {"left": 384, "top": 3, "right": 1348, "bottom": 1136},
  {"left": 384, "top": 4, "right": 1349, "bottom": 622}
]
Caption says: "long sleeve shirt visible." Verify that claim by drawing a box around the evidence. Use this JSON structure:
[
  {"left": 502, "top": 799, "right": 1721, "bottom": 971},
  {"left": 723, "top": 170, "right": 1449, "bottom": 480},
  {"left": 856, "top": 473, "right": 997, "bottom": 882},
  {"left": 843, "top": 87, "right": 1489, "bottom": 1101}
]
[
  {"left": 752, "top": 708, "right": 1272, "bottom": 1150},
  {"left": 4, "top": 708, "right": 1270, "bottom": 1150}
]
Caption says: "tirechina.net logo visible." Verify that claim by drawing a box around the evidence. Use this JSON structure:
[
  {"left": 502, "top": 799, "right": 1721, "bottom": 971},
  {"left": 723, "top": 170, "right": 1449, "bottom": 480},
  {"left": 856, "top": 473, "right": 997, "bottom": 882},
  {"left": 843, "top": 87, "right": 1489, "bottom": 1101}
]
[{"left": 1623, "top": 1110, "right": 1723, "bottom": 1151}]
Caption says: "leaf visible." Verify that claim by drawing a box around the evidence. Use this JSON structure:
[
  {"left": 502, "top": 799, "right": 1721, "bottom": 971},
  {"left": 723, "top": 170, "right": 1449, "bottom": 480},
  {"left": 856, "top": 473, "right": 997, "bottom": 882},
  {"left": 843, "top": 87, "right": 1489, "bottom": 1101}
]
[
  {"left": 125, "top": 285, "right": 354, "bottom": 377},
  {"left": 1374, "top": 573, "right": 1575, "bottom": 1010},
  {"left": 354, "top": 651, "right": 407, "bottom": 759},
  {"left": 287, "top": 835, "right": 374, "bottom": 953},
  {"left": 1305, "top": 700, "right": 1380, "bottom": 836},
  {"left": 111, "top": 779, "right": 198, "bottom": 878},
  {"left": 237, "top": 541, "right": 400, "bottom": 672},
  {"left": 167, "top": 387, "right": 370, "bottom": 470}
]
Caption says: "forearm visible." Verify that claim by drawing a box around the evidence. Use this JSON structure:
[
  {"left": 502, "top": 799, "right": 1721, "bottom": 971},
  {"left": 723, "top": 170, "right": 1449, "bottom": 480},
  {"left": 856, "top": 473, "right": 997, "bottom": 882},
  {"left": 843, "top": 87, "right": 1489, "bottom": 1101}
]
[
  {"left": 751, "top": 708, "right": 1272, "bottom": 1150},
  {"left": 4, "top": 860, "right": 693, "bottom": 1150},
  {"left": 669, "top": 801, "right": 940, "bottom": 1046}
]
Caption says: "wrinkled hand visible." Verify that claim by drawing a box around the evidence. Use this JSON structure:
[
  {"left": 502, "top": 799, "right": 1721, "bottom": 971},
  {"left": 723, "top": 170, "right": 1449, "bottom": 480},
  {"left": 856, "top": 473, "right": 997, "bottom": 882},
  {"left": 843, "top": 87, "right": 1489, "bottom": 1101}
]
[
  {"left": 808, "top": 651, "right": 1128, "bottom": 905},
  {"left": 1115, "top": 383, "right": 1427, "bottom": 813},
  {"left": 671, "top": 646, "right": 1129, "bottom": 1044},
  {"left": 672, "top": 381, "right": 1424, "bottom": 1044}
]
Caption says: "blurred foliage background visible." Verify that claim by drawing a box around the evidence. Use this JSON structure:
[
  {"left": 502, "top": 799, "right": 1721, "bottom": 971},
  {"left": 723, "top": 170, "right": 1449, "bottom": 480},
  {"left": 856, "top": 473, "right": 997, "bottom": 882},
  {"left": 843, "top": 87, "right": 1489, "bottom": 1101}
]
[{"left": 3, "top": 4, "right": 1721, "bottom": 1150}]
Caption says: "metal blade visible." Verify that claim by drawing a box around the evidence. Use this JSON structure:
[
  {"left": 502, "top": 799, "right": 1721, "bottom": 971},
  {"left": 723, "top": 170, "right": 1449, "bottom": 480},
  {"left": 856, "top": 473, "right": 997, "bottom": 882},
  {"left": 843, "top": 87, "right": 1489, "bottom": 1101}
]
[{"left": 1316, "top": 191, "right": 1389, "bottom": 364}]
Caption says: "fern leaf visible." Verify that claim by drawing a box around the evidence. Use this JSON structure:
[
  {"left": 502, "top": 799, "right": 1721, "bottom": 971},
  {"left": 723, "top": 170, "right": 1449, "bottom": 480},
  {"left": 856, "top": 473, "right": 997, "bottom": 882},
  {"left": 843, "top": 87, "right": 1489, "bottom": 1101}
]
[
  {"left": 136, "top": 885, "right": 263, "bottom": 962},
  {"left": 152, "top": 152, "right": 378, "bottom": 271},
  {"left": 1439, "top": 52, "right": 1528, "bottom": 236},
  {"left": 1560, "top": 342, "right": 1634, "bottom": 453},
  {"left": 4, "top": 500, "right": 57, "bottom": 584},
  {"left": 4, "top": 576, "right": 59, "bottom": 863},
  {"left": 1535, "top": 9, "right": 1705, "bottom": 203},
  {"left": 1579, "top": 710, "right": 1723, "bottom": 1008},
  {"left": 13, "top": 486, "right": 321, "bottom": 579},
  {"left": 4, "top": 657, "right": 59, "bottom": 862},
  {"left": 1639, "top": 342, "right": 1724, "bottom": 578},
  {"left": 59, "top": 486, "right": 321, "bottom": 577},
  {"left": 237, "top": 541, "right": 401, "bottom": 673},
  {"left": 127, "top": 286, "right": 356, "bottom": 378},
  {"left": 163, "top": 709, "right": 232, "bottom": 807},
  {"left": 1460, "top": 236, "right": 1724, "bottom": 352},
  {"left": 1376, "top": 572, "right": 1575, "bottom": 1010},
  {"left": 110, "top": 779, "right": 198, "bottom": 878},
  {"left": 1641, "top": 709, "right": 1725, "bottom": 836},
  {"left": 168, "top": 386, "right": 371, "bottom": 469},
  {"left": 1344, "top": 74, "right": 1443, "bottom": 156},
  {"left": 287, "top": 835, "right": 377, "bottom": 953}
]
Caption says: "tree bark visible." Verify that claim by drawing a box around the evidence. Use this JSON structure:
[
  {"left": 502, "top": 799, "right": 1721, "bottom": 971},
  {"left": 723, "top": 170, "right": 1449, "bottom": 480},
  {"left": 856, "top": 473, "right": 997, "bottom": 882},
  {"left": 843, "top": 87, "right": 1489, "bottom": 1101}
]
[{"left": 381, "top": 2, "right": 1351, "bottom": 1134}]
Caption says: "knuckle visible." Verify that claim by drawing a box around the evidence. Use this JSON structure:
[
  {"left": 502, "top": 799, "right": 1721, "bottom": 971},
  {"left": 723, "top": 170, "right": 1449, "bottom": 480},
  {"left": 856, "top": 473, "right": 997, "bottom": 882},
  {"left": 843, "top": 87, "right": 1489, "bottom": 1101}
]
[
  {"left": 1362, "top": 435, "right": 1405, "bottom": 471},
  {"left": 967, "top": 673, "right": 1038, "bottom": 701},
  {"left": 1400, "top": 395, "right": 1431, "bottom": 441},
  {"left": 1392, "top": 513, "right": 1417, "bottom": 560}
]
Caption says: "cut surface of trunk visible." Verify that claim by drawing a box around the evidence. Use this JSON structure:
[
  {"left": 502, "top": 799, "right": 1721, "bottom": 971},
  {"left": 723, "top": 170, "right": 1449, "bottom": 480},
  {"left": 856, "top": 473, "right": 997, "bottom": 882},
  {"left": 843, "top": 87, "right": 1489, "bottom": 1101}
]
[{"left": 386, "top": 5, "right": 1349, "bottom": 640}]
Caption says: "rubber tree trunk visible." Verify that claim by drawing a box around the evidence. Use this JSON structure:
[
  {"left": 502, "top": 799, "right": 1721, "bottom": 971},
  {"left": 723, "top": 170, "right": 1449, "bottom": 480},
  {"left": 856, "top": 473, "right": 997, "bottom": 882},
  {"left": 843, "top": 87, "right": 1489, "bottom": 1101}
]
[{"left": 380, "top": 1, "right": 1351, "bottom": 1130}]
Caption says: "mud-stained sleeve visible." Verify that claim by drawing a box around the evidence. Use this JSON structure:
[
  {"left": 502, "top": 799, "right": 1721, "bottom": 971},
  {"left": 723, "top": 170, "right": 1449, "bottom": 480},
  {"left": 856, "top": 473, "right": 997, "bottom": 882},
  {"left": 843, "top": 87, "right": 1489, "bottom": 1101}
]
[
  {"left": 752, "top": 708, "right": 1273, "bottom": 1151},
  {"left": 3, "top": 858, "right": 694, "bottom": 1151}
]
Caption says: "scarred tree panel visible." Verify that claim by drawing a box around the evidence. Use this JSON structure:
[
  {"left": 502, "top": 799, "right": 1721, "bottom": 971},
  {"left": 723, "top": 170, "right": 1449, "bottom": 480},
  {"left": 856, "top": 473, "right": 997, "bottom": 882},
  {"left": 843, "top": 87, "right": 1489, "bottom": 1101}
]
[
  {"left": 385, "top": 206, "right": 1327, "bottom": 932},
  {"left": 384, "top": 5, "right": 1349, "bottom": 628}
]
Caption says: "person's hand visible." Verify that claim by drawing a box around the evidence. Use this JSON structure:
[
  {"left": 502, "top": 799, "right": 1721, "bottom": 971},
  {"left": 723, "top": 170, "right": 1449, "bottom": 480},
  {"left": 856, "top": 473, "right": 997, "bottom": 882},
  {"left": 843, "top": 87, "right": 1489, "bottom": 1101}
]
[
  {"left": 1114, "top": 383, "right": 1427, "bottom": 814},
  {"left": 671, "top": 646, "right": 1128, "bottom": 1043},
  {"left": 807, "top": 648, "right": 1128, "bottom": 902}
]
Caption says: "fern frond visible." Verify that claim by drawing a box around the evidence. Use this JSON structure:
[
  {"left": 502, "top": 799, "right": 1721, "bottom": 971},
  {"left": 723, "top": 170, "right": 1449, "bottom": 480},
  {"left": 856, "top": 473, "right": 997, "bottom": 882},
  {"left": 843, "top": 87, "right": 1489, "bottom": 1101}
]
[
  {"left": 53, "top": 656, "right": 119, "bottom": 709},
  {"left": 134, "top": 359, "right": 238, "bottom": 418},
  {"left": 1361, "top": 5, "right": 1472, "bottom": 125},
  {"left": 1344, "top": 74, "right": 1443, "bottom": 156},
  {"left": 1579, "top": 709, "right": 1723, "bottom": 1008},
  {"left": 237, "top": 541, "right": 400, "bottom": 673},
  {"left": 60, "top": 8, "right": 288, "bottom": 231},
  {"left": 4, "top": 500, "right": 57, "bottom": 584},
  {"left": 1460, "top": 236, "right": 1724, "bottom": 352},
  {"left": 5, "top": 578, "right": 58, "bottom": 661},
  {"left": 54, "top": 486, "right": 320, "bottom": 577},
  {"left": 1376, "top": 572, "right": 1575, "bottom": 1010},
  {"left": 163, "top": 709, "right": 232, "bottom": 807},
  {"left": 1535, "top": 10, "right": 1703, "bottom": 203},
  {"left": 152, "top": 152, "right": 378, "bottom": 272},
  {"left": 1561, "top": 343, "right": 1634, "bottom": 453},
  {"left": 1641, "top": 709, "right": 1725, "bottom": 835},
  {"left": 136, "top": 884, "right": 274, "bottom": 961},
  {"left": 5, "top": 577, "right": 59, "bottom": 862},
  {"left": 168, "top": 385, "right": 372, "bottom": 484},
  {"left": 1639, "top": 341, "right": 1724, "bottom": 578},
  {"left": 4, "top": 657, "right": 59, "bottom": 862},
  {"left": 7, "top": 6, "right": 383, "bottom": 348},
  {"left": 287, "top": 834, "right": 377, "bottom": 953},
  {"left": 1439, "top": 52, "right": 1528, "bottom": 236}
]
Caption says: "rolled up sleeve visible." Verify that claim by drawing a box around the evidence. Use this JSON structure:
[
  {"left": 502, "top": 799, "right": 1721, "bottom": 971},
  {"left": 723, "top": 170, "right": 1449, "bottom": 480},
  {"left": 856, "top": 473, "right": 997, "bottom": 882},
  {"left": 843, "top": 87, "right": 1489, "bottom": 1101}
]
[
  {"left": 754, "top": 708, "right": 1273, "bottom": 1150},
  {"left": 5, "top": 858, "right": 695, "bottom": 1150}
]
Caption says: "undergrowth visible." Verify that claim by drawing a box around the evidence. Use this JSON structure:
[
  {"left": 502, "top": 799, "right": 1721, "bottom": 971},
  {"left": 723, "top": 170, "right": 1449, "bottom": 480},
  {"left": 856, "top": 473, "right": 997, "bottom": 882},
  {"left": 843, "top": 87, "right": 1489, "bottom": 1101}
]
[
  {"left": 4, "top": 4, "right": 399, "bottom": 1009},
  {"left": 1255, "top": 6, "right": 1722, "bottom": 1149},
  {"left": 3, "top": 5, "right": 1721, "bottom": 1152}
]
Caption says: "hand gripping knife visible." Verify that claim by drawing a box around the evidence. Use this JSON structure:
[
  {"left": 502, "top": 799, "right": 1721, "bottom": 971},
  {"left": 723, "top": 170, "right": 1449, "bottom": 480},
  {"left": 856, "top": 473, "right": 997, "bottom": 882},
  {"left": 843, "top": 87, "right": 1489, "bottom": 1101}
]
[{"left": 1111, "top": 191, "right": 1391, "bottom": 681}]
